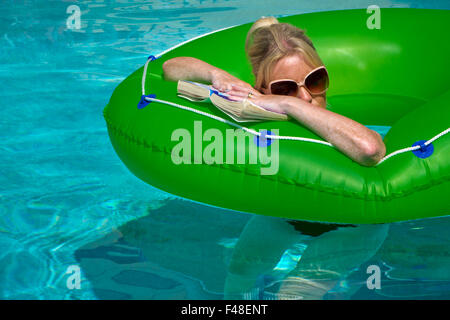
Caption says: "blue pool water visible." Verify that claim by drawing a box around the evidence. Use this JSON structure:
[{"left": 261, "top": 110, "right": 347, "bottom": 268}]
[{"left": 1, "top": 0, "right": 449, "bottom": 300}]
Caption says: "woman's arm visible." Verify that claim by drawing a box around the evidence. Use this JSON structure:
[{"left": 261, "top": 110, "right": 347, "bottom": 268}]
[
  {"left": 282, "top": 97, "right": 386, "bottom": 167},
  {"left": 162, "top": 57, "right": 217, "bottom": 83},
  {"left": 162, "top": 56, "right": 254, "bottom": 92},
  {"left": 225, "top": 86, "right": 386, "bottom": 167}
]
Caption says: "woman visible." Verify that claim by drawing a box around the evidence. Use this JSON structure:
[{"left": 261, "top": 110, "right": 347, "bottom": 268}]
[{"left": 163, "top": 17, "right": 386, "bottom": 167}]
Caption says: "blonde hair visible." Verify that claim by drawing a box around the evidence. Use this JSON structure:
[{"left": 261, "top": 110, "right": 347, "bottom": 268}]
[{"left": 245, "top": 16, "right": 324, "bottom": 90}]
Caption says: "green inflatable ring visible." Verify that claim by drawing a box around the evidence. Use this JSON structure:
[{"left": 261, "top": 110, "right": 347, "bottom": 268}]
[{"left": 104, "top": 8, "right": 450, "bottom": 224}]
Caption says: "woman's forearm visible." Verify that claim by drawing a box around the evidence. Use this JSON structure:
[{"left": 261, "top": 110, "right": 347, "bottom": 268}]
[
  {"left": 162, "top": 56, "right": 255, "bottom": 92},
  {"left": 283, "top": 97, "right": 386, "bottom": 166},
  {"left": 162, "top": 56, "right": 220, "bottom": 82}
]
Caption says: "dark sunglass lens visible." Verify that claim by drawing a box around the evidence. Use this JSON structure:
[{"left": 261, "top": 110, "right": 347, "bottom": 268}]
[
  {"left": 270, "top": 81, "right": 298, "bottom": 96},
  {"left": 305, "top": 68, "right": 329, "bottom": 94}
]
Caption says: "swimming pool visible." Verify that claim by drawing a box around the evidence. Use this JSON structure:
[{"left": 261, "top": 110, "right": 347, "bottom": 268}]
[{"left": 1, "top": 0, "right": 449, "bottom": 300}]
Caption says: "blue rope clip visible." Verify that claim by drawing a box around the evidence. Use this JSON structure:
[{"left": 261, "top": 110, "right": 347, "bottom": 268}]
[
  {"left": 254, "top": 130, "right": 273, "bottom": 147},
  {"left": 412, "top": 140, "right": 434, "bottom": 159},
  {"left": 137, "top": 94, "right": 156, "bottom": 109}
]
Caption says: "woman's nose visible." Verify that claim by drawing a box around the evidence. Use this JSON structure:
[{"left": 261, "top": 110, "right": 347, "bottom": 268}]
[{"left": 297, "top": 86, "right": 313, "bottom": 103}]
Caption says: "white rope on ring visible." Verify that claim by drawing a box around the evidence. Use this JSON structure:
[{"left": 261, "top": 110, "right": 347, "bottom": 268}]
[
  {"left": 375, "top": 128, "right": 450, "bottom": 165},
  {"left": 145, "top": 96, "right": 334, "bottom": 146}
]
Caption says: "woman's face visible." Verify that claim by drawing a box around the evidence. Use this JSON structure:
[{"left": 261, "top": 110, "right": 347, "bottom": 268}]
[{"left": 261, "top": 54, "right": 327, "bottom": 108}]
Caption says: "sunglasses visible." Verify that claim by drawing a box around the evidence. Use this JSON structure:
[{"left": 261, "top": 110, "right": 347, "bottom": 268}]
[{"left": 268, "top": 66, "right": 329, "bottom": 96}]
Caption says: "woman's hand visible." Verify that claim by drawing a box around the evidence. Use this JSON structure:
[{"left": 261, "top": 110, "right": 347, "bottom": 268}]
[
  {"left": 226, "top": 84, "right": 291, "bottom": 115},
  {"left": 210, "top": 70, "right": 254, "bottom": 93}
]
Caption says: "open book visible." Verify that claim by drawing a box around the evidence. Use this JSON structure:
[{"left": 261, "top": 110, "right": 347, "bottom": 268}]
[{"left": 177, "top": 80, "right": 288, "bottom": 122}]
